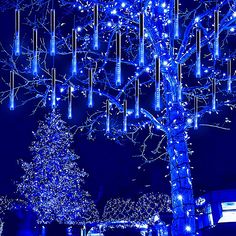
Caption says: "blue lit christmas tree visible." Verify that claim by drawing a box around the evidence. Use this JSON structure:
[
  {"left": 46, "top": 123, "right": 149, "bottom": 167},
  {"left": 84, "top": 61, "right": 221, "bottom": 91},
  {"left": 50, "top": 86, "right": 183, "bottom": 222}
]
[
  {"left": 17, "top": 111, "right": 99, "bottom": 226},
  {"left": 0, "top": 196, "right": 12, "bottom": 236},
  {"left": 1, "top": 0, "right": 236, "bottom": 235}
]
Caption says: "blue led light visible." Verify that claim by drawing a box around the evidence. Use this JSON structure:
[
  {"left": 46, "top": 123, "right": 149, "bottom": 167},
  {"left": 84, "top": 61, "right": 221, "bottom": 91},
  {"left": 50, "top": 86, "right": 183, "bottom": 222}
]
[
  {"left": 194, "top": 114, "right": 198, "bottom": 130},
  {"left": 14, "top": 33, "right": 20, "bottom": 56},
  {"left": 135, "top": 99, "right": 139, "bottom": 118},
  {"left": 106, "top": 114, "right": 110, "bottom": 133},
  {"left": 123, "top": 100, "right": 127, "bottom": 133},
  {"left": 68, "top": 105, "right": 72, "bottom": 119},
  {"left": 3, "top": 2, "right": 235, "bottom": 235},
  {"left": 42, "top": 226, "right": 46, "bottom": 236},
  {"left": 196, "top": 54, "right": 201, "bottom": 78},
  {"left": 228, "top": 77, "right": 232, "bottom": 93},
  {"left": 72, "top": 54, "right": 77, "bottom": 75},
  {"left": 51, "top": 93, "right": 56, "bottom": 109},
  {"left": 106, "top": 100, "right": 110, "bottom": 133},
  {"left": 139, "top": 38, "right": 144, "bottom": 67},
  {"left": 115, "top": 60, "right": 121, "bottom": 86},
  {"left": 10, "top": 91, "right": 14, "bottom": 111},
  {"left": 212, "top": 94, "right": 216, "bottom": 111},
  {"left": 88, "top": 89, "right": 93, "bottom": 108},
  {"left": 174, "top": 16, "right": 179, "bottom": 39},
  {"left": 185, "top": 225, "right": 191, "bottom": 232},
  {"left": 9, "top": 71, "right": 14, "bottom": 111},
  {"left": 178, "top": 84, "right": 182, "bottom": 102},
  {"left": 155, "top": 88, "right": 161, "bottom": 111},
  {"left": 50, "top": 33, "right": 56, "bottom": 56},
  {"left": 123, "top": 116, "right": 127, "bottom": 133},
  {"left": 32, "top": 52, "right": 38, "bottom": 76},
  {"left": 214, "top": 35, "right": 219, "bottom": 59},
  {"left": 68, "top": 86, "right": 73, "bottom": 119},
  {"left": 93, "top": 27, "right": 98, "bottom": 50},
  {"left": 14, "top": 9, "right": 20, "bottom": 56}
]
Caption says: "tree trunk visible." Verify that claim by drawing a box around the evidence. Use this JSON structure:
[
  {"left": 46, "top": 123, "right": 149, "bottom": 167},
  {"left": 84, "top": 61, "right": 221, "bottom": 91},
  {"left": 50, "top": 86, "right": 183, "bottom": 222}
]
[{"left": 167, "top": 104, "right": 196, "bottom": 236}]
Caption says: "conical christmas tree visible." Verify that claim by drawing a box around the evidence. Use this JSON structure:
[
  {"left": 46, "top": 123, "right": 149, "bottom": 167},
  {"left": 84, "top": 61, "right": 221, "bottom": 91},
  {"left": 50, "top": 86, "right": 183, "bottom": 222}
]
[{"left": 17, "top": 111, "right": 99, "bottom": 225}]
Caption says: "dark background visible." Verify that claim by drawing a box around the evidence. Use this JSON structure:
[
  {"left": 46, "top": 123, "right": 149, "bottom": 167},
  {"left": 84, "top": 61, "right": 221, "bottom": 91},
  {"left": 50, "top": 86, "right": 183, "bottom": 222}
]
[{"left": 1, "top": 1, "right": 236, "bottom": 236}]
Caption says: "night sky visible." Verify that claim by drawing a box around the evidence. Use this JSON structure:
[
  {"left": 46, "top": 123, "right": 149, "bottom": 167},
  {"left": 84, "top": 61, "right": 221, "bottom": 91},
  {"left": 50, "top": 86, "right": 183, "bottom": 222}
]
[{"left": 1, "top": 1, "right": 236, "bottom": 236}]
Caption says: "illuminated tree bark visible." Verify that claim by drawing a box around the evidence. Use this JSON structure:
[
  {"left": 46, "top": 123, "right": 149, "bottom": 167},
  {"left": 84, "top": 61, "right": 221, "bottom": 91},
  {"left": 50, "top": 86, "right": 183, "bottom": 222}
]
[{"left": 167, "top": 104, "right": 195, "bottom": 235}]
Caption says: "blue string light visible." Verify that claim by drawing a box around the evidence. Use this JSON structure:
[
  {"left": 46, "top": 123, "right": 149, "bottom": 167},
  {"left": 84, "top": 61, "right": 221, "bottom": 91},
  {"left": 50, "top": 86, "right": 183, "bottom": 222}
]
[
  {"left": 14, "top": 9, "right": 20, "bottom": 56},
  {"left": 50, "top": 9, "right": 56, "bottom": 56},
  {"left": 1, "top": 1, "right": 236, "bottom": 235}
]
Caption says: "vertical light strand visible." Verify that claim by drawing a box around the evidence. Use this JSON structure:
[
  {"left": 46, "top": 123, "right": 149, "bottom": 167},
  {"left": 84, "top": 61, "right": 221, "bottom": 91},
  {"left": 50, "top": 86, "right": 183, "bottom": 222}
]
[
  {"left": 50, "top": 9, "right": 56, "bottom": 56},
  {"left": 83, "top": 226, "right": 86, "bottom": 236},
  {"left": 214, "top": 10, "right": 220, "bottom": 59},
  {"left": 41, "top": 226, "right": 46, "bottom": 236},
  {"left": 106, "top": 99, "right": 110, "bottom": 133},
  {"left": 14, "top": 9, "right": 20, "bottom": 56},
  {"left": 227, "top": 59, "right": 232, "bottom": 93},
  {"left": 32, "top": 28, "right": 38, "bottom": 76},
  {"left": 51, "top": 68, "right": 56, "bottom": 109},
  {"left": 178, "top": 63, "right": 182, "bottom": 101},
  {"left": 88, "top": 68, "right": 93, "bottom": 108},
  {"left": 212, "top": 78, "right": 216, "bottom": 111},
  {"left": 135, "top": 79, "right": 140, "bottom": 118},
  {"left": 68, "top": 86, "right": 72, "bottom": 119},
  {"left": 194, "top": 96, "right": 198, "bottom": 130},
  {"left": 93, "top": 4, "right": 99, "bottom": 50},
  {"left": 123, "top": 99, "right": 127, "bottom": 133},
  {"left": 139, "top": 12, "right": 144, "bottom": 67},
  {"left": 155, "top": 56, "right": 161, "bottom": 111},
  {"left": 80, "top": 227, "right": 83, "bottom": 236},
  {"left": 115, "top": 30, "right": 122, "bottom": 86},
  {"left": 196, "top": 29, "right": 201, "bottom": 78},
  {"left": 174, "top": 0, "right": 179, "bottom": 39},
  {"left": 9, "top": 71, "right": 15, "bottom": 111},
  {"left": 72, "top": 28, "right": 77, "bottom": 75}
]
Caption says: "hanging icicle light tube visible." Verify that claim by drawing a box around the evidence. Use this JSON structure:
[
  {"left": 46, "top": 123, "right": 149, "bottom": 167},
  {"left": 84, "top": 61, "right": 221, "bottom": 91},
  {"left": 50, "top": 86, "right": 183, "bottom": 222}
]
[
  {"left": 214, "top": 10, "right": 220, "bottom": 59},
  {"left": 227, "top": 59, "right": 232, "bottom": 93},
  {"left": 72, "top": 28, "right": 77, "bottom": 75},
  {"left": 115, "top": 30, "right": 122, "bottom": 86},
  {"left": 88, "top": 69, "right": 93, "bottom": 108},
  {"left": 194, "top": 96, "right": 198, "bottom": 130},
  {"left": 139, "top": 12, "right": 144, "bottom": 67},
  {"left": 50, "top": 9, "right": 56, "bottom": 56},
  {"left": 51, "top": 68, "right": 56, "bottom": 110},
  {"left": 123, "top": 99, "right": 127, "bottom": 133},
  {"left": 135, "top": 79, "right": 140, "bottom": 118},
  {"left": 14, "top": 9, "right": 20, "bottom": 56},
  {"left": 196, "top": 29, "right": 201, "bottom": 78},
  {"left": 9, "top": 71, "right": 15, "bottom": 111},
  {"left": 32, "top": 28, "right": 38, "bottom": 76},
  {"left": 174, "top": 0, "right": 179, "bottom": 39},
  {"left": 106, "top": 99, "right": 110, "bottom": 133},
  {"left": 68, "top": 86, "right": 72, "bottom": 119},
  {"left": 212, "top": 78, "right": 216, "bottom": 111},
  {"left": 93, "top": 4, "right": 99, "bottom": 50},
  {"left": 155, "top": 56, "right": 161, "bottom": 111},
  {"left": 177, "top": 63, "right": 182, "bottom": 102}
]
